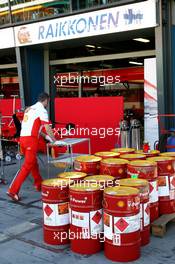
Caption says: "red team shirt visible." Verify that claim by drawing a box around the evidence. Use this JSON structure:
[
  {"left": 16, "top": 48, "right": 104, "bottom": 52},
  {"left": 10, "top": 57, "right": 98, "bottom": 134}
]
[{"left": 20, "top": 102, "right": 49, "bottom": 138}]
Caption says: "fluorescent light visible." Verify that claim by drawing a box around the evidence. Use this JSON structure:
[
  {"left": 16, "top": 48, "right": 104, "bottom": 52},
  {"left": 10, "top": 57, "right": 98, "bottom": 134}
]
[
  {"left": 97, "top": 46, "right": 102, "bottom": 49},
  {"left": 85, "top": 45, "right": 96, "bottom": 48},
  {"left": 133, "top": 38, "right": 150, "bottom": 43},
  {"left": 129, "top": 61, "right": 143, "bottom": 66},
  {"left": 101, "top": 64, "right": 112, "bottom": 68}
]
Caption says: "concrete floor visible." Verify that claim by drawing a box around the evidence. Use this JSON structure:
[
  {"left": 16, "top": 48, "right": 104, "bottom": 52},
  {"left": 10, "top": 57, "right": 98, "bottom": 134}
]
[{"left": 0, "top": 156, "right": 175, "bottom": 264}]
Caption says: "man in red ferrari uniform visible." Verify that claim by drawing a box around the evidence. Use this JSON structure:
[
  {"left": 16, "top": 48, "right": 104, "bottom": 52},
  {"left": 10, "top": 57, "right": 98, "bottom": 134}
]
[{"left": 7, "top": 93, "right": 56, "bottom": 201}]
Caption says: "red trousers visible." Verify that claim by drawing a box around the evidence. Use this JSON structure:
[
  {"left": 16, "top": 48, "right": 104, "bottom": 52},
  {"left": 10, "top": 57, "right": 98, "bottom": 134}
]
[{"left": 8, "top": 136, "right": 42, "bottom": 195}]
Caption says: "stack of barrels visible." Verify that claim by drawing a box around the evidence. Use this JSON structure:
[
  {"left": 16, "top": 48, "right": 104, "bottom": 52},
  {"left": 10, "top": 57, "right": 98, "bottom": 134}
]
[
  {"left": 148, "top": 156, "right": 175, "bottom": 214},
  {"left": 41, "top": 147, "right": 175, "bottom": 262}
]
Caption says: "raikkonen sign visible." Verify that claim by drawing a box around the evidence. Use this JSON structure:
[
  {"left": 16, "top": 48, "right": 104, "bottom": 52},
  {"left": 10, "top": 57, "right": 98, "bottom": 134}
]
[{"left": 14, "top": 0, "right": 157, "bottom": 47}]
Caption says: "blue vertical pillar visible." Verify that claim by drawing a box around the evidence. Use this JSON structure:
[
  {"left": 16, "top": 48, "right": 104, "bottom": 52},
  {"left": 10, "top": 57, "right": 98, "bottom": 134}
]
[{"left": 19, "top": 47, "right": 44, "bottom": 106}]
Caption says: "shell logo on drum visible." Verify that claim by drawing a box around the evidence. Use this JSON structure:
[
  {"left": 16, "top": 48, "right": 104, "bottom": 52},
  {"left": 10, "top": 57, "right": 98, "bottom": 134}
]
[
  {"left": 97, "top": 164, "right": 100, "bottom": 169},
  {"left": 167, "top": 165, "right": 172, "bottom": 171},
  {"left": 118, "top": 169, "right": 123, "bottom": 174},
  {"left": 74, "top": 161, "right": 82, "bottom": 170},
  {"left": 117, "top": 201, "right": 125, "bottom": 207}
]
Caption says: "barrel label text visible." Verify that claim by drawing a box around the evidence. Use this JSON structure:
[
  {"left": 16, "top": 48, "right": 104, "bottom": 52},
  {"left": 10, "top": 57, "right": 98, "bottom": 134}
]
[
  {"left": 70, "top": 196, "right": 88, "bottom": 204},
  {"left": 71, "top": 209, "right": 103, "bottom": 235}
]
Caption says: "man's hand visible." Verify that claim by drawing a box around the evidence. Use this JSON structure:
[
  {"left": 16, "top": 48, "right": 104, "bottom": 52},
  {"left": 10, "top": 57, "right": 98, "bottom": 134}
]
[
  {"left": 44, "top": 124, "right": 56, "bottom": 142},
  {"left": 45, "top": 135, "right": 54, "bottom": 143}
]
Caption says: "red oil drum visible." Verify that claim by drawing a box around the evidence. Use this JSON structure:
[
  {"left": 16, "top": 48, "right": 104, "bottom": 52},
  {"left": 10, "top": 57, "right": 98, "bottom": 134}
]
[
  {"left": 95, "top": 151, "right": 120, "bottom": 159},
  {"left": 69, "top": 182, "right": 103, "bottom": 254},
  {"left": 135, "top": 150, "right": 160, "bottom": 158},
  {"left": 42, "top": 178, "right": 71, "bottom": 245},
  {"left": 160, "top": 152, "right": 175, "bottom": 157},
  {"left": 148, "top": 156, "right": 175, "bottom": 214},
  {"left": 120, "top": 153, "right": 146, "bottom": 161},
  {"left": 127, "top": 160, "right": 158, "bottom": 222},
  {"left": 119, "top": 179, "right": 150, "bottom": 246},
  {"left": 160, "top": 152, "right": 175, "bottom": 171},
  {"left": 148, "top": 156, "right": 174, "bottom": 175},
  {"left": 74, "top": 155, "right": 102, "bottom": 175},
  {"left": 103, "top": 186, "right": 140, "bottom": 262},
  {"left": 100, "top": 158, "right": 128, "bottom": 179},
  {"left": 84, "top": 175, "right": 115, "bottom": 189},
  {"left": 111, "top": 147, "right": 135, "bottom": 155},
  {"left": 58, "top": 171, "right": 87, "bottom": 183},
  {"left": 160, "top": 152, "right": 175, "bottom": 169}
]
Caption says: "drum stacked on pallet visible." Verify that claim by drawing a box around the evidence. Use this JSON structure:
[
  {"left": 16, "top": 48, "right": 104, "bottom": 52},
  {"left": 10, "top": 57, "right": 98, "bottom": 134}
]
[
  {"left": 103, "top": 186, "right": 141, "bottom": 262},
  {"left": 160, "top": 152, "right": 175, "bottom": 171},
  {"left": 148, "top": 156, "right": 175, "bottom": 214},
  {"left": 69, "top": 182, "right": 103, "bottom": 254},
  {"left": 119, "top": 178, "right": 150, "bottom": 246},
  {"left": 74, "top": 155, "right": 102, "bottom": 175},
  {"left": 41, "top": 148, "right": 175, "bottom": 261},
  {"left": 42, "top": 178, "right": 71, "bottom": 245},
  {"left": 127, "top": 160, "right": 159, "bottom": 222}
]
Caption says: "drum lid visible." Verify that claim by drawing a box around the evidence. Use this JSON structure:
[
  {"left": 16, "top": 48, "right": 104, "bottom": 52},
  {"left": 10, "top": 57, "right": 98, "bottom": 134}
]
[
  {"left": 119, "top": 178, "right": 149, "bottom": 187},
  {"left": 111, "top": 148, "right": 135, "bottom": 153},
  {"left": 159, "top": 152, "right": 175, "bottom": 157},
  {"left": 75, "top": 155, "right": 102, "bottom": 162},
  {"left": 104, "top": 186, "right": 139, "bottom": 196},
  {"left": 84, "top": 175, "right": 115, "bottom": 182},
  {"left": 70, "top": 182, "right": 101, "bottom": 191},
  {"left": 42, "top": 178, "right": 71, "bottom": 187},
  {"left": 129, "top": 160, "right": 157, "bottom": 166},
  {"left": 58, "top": 171, "right": 87, "bottom": 179},
  {"left": 135, "top": 150, "right": 160, "bottom": 155},
  {"left": 101, "top": 158, "right": 128, "bottom": 165},
  {"left": 120, "top": 154, "right": 146, "bottom": 159},
  {"left": 95, "top": 151, "right": 120, "bottom": 157},
  {"left": 147, "top": 156, "right": 174, "bottom": 162}
]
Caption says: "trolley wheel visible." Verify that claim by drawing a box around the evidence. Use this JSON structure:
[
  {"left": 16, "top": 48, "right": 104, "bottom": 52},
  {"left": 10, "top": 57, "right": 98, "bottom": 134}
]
[
  {"left": 16, "top": 153, "right": 22, "bottom": 160},
  {"left": 5, "top": 155, "right": 12, "bottom": 162}
]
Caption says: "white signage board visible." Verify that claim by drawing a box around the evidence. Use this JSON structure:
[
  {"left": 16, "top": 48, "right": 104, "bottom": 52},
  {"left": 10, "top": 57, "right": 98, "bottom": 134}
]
[
  {"left": 0, "top": 28, "right": 15, "bottom": 49},
  {"left": 14, "top": 0, "right": 157, "bottom": 47},
  {"left": 144, "top": 58, "right": 159, "bottom": 149}
]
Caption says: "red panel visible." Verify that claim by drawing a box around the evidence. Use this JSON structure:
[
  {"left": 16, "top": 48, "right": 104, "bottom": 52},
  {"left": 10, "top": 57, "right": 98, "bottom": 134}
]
[
  {"left": 0, "top": 99, "right": 21, "bottom": 116},
  {"left": 0, "top": 99, "right": 21, "bottom": 136},
  {"left": 54, "top": 97, "right": 123, "bottom": 154}
]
